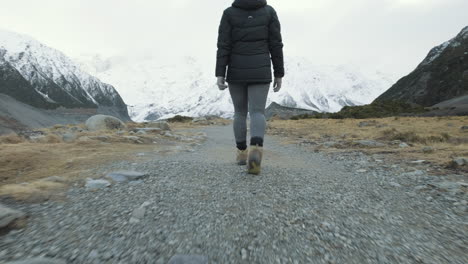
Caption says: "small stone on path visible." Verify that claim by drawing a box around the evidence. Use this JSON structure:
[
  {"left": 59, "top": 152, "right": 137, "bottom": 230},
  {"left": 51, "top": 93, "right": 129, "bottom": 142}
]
[
  {"left": 5, "top": 257, "right": 67, "bottom": 264},
  {"left": 168, "top": 254, "right": 208, "bottom": 264},
  {"left": 85, "top": 179, "right": 111, "bottom": 191},
  {"left": 107, "top": 171, "right": 148, "bottom": 182},
  {"left": 0, "top": 204, "right": 26, "bottom": 229}
]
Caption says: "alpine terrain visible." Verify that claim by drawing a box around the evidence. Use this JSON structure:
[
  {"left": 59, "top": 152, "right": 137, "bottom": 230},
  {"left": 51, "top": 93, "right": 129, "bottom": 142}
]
[
  {"left": 376, "top": 26, "right": 468, "bottom": 108},
  {"left": 0, "top": 30, "right": 129, "bottom": 133},
  {"left": 78, "top": 55, "right": 395, "bottom": 122}
]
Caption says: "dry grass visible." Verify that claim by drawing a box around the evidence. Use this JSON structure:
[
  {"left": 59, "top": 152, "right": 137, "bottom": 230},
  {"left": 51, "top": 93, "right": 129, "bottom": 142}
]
[
  {"left": 0, "top": 141, "right": 159, "bottom": 201},
  {"left": 0, "top": 134, "right": 25, "bottom": 144},
  {"left": 169, "top": 118, "right": 232, "bottom": 130},
  {"left": 268, "top": 116, "right": 468, "bottom": 170},
  {"left": 0, "top": 121, "right": 206, "bottom": 202}
]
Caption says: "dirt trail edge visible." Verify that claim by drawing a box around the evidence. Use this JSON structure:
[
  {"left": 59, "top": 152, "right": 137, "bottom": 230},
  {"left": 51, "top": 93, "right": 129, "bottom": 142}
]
[{"left": 1, "top": 125, "right": 467, "bottom": 264}]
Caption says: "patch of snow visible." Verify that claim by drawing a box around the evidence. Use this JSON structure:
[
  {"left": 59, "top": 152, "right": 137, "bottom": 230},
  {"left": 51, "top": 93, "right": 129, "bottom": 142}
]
[{"left": 34, "top": 89, "right": 57, "bottom": 103}]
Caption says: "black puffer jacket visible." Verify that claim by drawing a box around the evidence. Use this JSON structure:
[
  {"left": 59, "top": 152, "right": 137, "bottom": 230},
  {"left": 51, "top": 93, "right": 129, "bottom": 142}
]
[{"left": 216, "top": 0, "right": 284, "bottom": 83}]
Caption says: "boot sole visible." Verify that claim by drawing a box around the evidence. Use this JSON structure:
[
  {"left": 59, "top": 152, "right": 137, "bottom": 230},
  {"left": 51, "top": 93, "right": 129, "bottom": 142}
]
[{"left": 248, "top": 161, "right": 261, "bottom": 175}]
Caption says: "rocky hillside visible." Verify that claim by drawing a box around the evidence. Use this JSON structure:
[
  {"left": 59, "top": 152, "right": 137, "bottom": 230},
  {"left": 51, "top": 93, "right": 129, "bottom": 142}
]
[
  {"left": 0, "top": 30, "right": 129, "bottom": 121},
  {"left": 376, "top": 26, "right": 468, "bottom": 107}
]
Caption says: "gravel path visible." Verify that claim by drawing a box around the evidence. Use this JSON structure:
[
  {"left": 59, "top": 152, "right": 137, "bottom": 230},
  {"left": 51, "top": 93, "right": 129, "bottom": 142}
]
[{"left": 1, "top": 125, "right": 467, "bottom": 264}]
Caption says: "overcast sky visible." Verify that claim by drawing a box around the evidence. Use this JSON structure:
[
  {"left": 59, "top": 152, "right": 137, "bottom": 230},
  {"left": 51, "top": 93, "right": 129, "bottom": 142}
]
[{"left": 1, "top": 0, "right": 467, "bottom": 77}]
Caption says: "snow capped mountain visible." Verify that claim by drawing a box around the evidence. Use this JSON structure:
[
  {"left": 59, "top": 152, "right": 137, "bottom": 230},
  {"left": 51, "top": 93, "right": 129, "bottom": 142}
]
[
  {"left": 78, "top": 54, "right": 395, "bottom": 121},
  {"left": 270, "top": 59, "right": 395, "bottom": 112},
  {"left": 0, "top": 30, "right": 129, "bottom": 119}
]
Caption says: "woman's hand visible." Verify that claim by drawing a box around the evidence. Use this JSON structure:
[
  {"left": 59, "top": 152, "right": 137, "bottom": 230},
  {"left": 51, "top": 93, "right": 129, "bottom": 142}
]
[
  {"left": 217, "top": 77, "right": 228, "bottom": 90},
  {"left": 273, "top": 77, "right": 282, "bottom": 92}
]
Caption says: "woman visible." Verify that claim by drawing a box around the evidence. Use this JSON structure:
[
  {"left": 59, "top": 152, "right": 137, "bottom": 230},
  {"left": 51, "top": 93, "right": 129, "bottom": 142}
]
[{"left": 216, "top": 0, "right": 284, "bottom": 175}]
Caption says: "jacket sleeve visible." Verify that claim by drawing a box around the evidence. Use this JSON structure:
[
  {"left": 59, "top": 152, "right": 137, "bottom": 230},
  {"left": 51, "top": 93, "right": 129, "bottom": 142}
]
[
  {"left": 215, "top": 10, "right": 232, "bottom": 78},
  {"left": 269, "top": 7, "right": 284, "bottom": 78}
]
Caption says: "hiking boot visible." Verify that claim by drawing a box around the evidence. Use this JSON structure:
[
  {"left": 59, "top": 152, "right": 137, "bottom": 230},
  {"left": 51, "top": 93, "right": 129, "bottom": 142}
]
[
  {"left": 236, "top": 149, "right": 248, "bottom": 165},
  {"left": 248, "top": 145, "right": 263, "bottom": 175}
]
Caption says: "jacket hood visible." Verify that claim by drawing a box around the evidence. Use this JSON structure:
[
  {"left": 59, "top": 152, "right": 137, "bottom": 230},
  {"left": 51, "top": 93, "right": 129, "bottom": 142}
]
[{"left": 232, "top": 0, "right": 267, "bottom": 10}]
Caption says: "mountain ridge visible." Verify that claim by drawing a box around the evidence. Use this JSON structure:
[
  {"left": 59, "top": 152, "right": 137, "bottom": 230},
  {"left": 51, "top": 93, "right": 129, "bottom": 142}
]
[
  {"left": 376, "top": 26, "right": 468, "bottom": 107},
  {"left": 0, "top": 29, "right": 130, "bottom": 120},
  {"left": 77, "top": 55, "right": 395, "bottom": 121}
]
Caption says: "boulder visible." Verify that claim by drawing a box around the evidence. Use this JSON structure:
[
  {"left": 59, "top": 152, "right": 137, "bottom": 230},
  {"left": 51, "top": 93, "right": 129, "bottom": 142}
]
[
  {"left": 148, "top": 121, "right": 171, "bottom": 131},
  {"left": 0, "top": 204, "right": 25, "bottom": 229},
  {"left": 85, "top": 115, "right": 126, "bottom": 131},
  {"left": 461, "top": 126, "right": 468, "bottom": 132},
  {"left": 62, "top": 132, "right": 77, "bottom": 143}
]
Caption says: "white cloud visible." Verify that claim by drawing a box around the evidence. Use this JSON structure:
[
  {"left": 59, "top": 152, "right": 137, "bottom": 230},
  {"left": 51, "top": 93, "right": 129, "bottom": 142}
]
[{"left": 0, "top": 0, "right": 467, "bottom": 77}]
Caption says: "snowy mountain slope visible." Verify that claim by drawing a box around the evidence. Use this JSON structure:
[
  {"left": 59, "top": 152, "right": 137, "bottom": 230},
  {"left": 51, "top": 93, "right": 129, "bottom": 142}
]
[
  {"left": 0, "top": 30, "right": 129, "bottom": 120},
  {"left": 376, "top": 26, "right": 468, "bottom": 107},
  {"left": 78, "top": 54, "right": 395, "bottom": 121}
]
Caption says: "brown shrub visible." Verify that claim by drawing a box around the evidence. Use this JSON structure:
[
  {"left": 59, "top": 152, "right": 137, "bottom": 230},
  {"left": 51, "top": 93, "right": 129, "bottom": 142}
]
[
  {"left": 38, "top": 134, "right": 62, "bottom": 144},
  {"left": 0, "top": 134, "right": 25, "bottom": 144}
]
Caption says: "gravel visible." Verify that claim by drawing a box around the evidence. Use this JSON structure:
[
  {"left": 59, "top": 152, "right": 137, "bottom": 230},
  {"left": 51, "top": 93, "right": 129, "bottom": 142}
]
[{"left": 1, "top": 125, "right": 467, "bottom": 264}]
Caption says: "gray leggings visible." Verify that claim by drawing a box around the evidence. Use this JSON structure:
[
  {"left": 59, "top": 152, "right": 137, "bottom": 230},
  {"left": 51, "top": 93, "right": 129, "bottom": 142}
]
[{"left": 228, "top": 82, "right": 270, "bottom": 145}]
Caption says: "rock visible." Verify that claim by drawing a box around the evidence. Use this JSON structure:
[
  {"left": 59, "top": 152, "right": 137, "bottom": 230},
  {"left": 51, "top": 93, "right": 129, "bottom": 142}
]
[
  {"left": 422, "top": 146, "right": 435, "bottom": 154},
  {"left": 164, "top": 131, "right": 174, "bottom": 137},
  {"left": 241, "top": 248, "right": 248, "bottom": 260},
  {"left": 135, "top": 128, "right": 162, "bottom": 134},
  {"left": 85, "top": 179, "right": 111, "bottom": 191},
  {"left": 409, "top": 160, "right": 427, "bottom": 164},
  {"left": 192, "top": 117, "right": 208, "bottom": 123},
  {"left": 123, "top": 136, "right": 143, "bottom": 144},
  {"left": 403, "top": 170, "right": 425, "bottom": 177},
  {"left": 452, "top": 157, "right": 468, "bottom": 167},
  {"left": 461, "top": 126, "right": 468, "bottom": 132},
  {"left": 399, "top": 142, "right": 410, "bottom": 148},
  {"left": 77, "top": 136, "right": 92, "bottom": 142},
  {"left": 89, "top": 136, "right": 110, "bottom": 142},
  {"left": 149, "top": 121, "right": 171, "bottom": 131},
  {"left": 322, "top": 141, "right": 339, "bottom": 148},
  {"left": 168, "top": 255, "right": 208, "bottom": 264},
  {"left": 5, "top": 258, "right": 66, "bottom": 264},
  {"left": 106, "top": 171, "right": 148, "bottom": 182},
  {"left": 129, "top": 208, "right": 145, "bottom": 224},
  {"left": 62, "top": 132, "right": 76, "bottom": 143},
  {"left": 414, "top": 185, "right": 429, "bottom": 191},
  {"left": 354, "top": 140, "right": 386, "bottom": 148},
  {"left": 0, "top": 204, "right": 26, "bottom": 229},
  {"left": 430, "top": 182, "right": 463, "bottom": 194},
  {"left": 87, "top": 250, "right": 99, "bottom": 259},
  {"left": 389, "top": 182, "right": 402, "bottom": 187},
  {"left": 40, "top": 176, "right": 67, "bottom": 183},
  {"left": 358, "top": 121, "right": 378, "bottom": 127},
  {"left": 85, "top": 115, "right": 126, "bottom": 131},
  {"left": 136, "top": 130, "right": 147, "bottom": 135}
]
